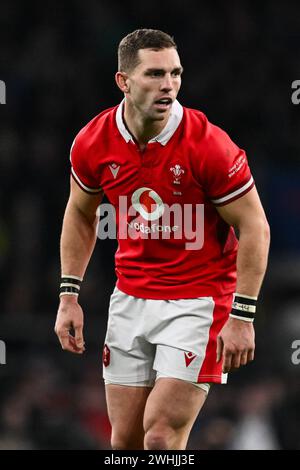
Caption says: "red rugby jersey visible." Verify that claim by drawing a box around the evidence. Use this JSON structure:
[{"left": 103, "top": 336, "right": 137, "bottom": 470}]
[{"left": 70, "top": 100, "right": 254, "bottom": 299}]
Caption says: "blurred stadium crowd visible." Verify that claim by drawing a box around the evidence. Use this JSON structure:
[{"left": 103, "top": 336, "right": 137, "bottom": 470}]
[{"left": 0, "top": 0, "right": 300, "bottom": 449}]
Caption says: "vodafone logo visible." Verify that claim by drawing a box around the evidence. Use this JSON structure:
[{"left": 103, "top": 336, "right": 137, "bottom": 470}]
[{"left": 131, "top": 187, "right": 165, "bottom": 221}]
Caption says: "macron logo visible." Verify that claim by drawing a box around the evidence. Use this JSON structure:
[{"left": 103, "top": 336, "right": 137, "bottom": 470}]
[
  {"left": 109, "top": 163, "right": 120, "bottom": 179},
  {"left": 184, "top": 352, "right": 197, "bottom": 367}
]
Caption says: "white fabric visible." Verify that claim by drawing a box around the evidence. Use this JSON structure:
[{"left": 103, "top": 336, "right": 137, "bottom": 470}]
[
  {"left": 103, "top": 286, "right": 215, "bottom": 386},
  {"left": 115, "top": 99, "right": 183, "bottom": 145},
  {"left": 104, "top": 373, "right": 211, "bottom": 395},
  {"left": 211, "top": 176, "right": 254, "bottom": 204}
]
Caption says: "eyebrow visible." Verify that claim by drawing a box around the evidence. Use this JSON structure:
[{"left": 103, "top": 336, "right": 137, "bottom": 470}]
[{"left": 145, "top": 66, "right": 184, "bottom": 74}]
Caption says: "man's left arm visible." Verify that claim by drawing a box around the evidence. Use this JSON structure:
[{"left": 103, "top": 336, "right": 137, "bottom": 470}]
[{"left": 216, "top": 186, "right": 270, "bottom": 373}]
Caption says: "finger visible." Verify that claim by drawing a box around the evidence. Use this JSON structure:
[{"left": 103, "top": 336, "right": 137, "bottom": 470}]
[
  {"left": 58, "top": 331, "right": 71, "bottom": 351},
  {"left": 240, "top": 350, "right": 248, "bottom": 366},
  {"left": 222, "top": 351, "right": 233, "bottom": 373},
  {"left": 232, "top": 352, "right": 242, "bottom": 369},
  {"left": 69, "top": 335, "right": 85, "bottom": 354},
  {"left": 247, "top": 349, "right": 255, "bottom": 363},
  {"left": 216, "top": 336, "right": 223, "bottom": 363},
  {"left": 74, "top": 325, "right": 84, "bottom": 349},
  {"left": 58, "top": 332, "right": 84, "bottom": 354}
]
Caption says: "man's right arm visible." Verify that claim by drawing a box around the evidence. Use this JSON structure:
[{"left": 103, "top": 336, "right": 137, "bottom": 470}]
[{"left": 55, "top": 176, "right": 103, "bottom": 354}]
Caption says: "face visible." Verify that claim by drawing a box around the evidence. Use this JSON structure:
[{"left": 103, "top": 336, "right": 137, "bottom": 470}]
[{"left": 119, "top": 47, "right": 183, "bottom": 122}]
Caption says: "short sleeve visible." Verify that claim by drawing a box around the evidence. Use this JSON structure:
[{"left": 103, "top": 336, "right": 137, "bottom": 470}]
[
  {"left": 70, "top": 134, "right": 102, "bottom": 194},
  {"left": 201, "top": 123, "right": 254, "bottom": 206}
]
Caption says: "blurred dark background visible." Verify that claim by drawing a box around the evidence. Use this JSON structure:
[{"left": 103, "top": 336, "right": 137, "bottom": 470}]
[{"left": 0, "top": 0, "right": 300, "bottom": 449}]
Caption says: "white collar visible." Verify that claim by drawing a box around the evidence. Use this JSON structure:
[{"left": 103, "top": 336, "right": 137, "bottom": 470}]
[{"left": 116, "top": 98, "right": 183, "bottom": 146}]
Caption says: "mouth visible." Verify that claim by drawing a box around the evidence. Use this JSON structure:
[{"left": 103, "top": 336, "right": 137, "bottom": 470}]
[{"left": 153, "top": 97, "right": 173, "bottom": 110}]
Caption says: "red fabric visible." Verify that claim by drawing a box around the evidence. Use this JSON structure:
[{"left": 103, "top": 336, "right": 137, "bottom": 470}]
[
  {"left": 70, "top": 104, "right": 253, "bottom": 299},
  {"left": 197, "top": 292, "right": 233, "bottom": 383}
]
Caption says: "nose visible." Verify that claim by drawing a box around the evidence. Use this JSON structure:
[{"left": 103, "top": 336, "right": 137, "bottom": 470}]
[{"left": 160, "top": 73, "right": 173, "bottom": 92}]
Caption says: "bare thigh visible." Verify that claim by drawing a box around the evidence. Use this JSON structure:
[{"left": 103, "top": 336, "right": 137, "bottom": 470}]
[
  {"left": 105, "top": 384, "right": 152, "bottom": 450},
  {"left": 143, "top": 378, "right": 208, "bottom": 450}
]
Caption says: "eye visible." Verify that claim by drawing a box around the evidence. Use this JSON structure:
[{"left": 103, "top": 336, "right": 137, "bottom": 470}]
[{"left": 151, "top": 71, "right": 164, "bottom": 78}]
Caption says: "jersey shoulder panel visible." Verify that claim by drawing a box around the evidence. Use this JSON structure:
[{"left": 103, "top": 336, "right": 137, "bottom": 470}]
[
  {"left": 70, "top": 105, "right": 117, "bottom": 193},
  {"left": 74, "top": 105, "right": 117, "bottom": 153},
  {"left": 183, "top": 107, "right": 254, "bottom": 205},
  {"left": 182, "top": 106, "right": 207, "bottom": 144},
  {"left": 183, "top": 106, "right": 236, "bottom": 155}
]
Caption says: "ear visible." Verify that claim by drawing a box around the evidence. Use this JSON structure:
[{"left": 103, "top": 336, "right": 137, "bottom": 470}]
[{"left": 115, "top": 71, "right": 130, "bottom": 93}]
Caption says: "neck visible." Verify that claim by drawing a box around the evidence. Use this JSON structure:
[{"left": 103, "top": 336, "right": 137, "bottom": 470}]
[{"left": 123, "top": 100, "right": 170, "bottom": 149}]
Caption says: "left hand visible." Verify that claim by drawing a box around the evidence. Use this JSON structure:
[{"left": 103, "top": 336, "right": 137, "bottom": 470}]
[{"left": 216, "top": 317, "right": 255, "bottom": 373}]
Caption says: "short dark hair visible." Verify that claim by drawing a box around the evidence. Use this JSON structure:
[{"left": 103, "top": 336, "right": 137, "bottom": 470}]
[{"left": 118, "top": 28, "right": 177, "bottom": 73}]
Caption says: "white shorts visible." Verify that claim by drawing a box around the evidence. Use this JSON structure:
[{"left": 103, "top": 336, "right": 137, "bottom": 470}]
[{"left": 102, "top": 287, "right": 230, "bottom": 389}]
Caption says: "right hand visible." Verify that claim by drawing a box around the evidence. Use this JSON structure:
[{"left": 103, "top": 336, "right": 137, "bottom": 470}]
[
  {"left": 216, "top": 316, "right": 255, "bottom": 373},
  {"left": 55, "top": 296, "right": 85, "bottom": 354}
]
